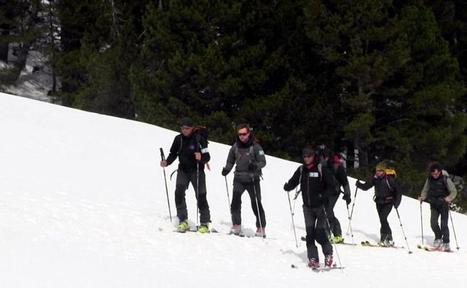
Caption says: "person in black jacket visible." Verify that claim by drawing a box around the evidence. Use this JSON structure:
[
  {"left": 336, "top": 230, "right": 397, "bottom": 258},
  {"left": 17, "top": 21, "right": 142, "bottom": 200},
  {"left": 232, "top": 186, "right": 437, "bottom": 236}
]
[
  {"left": 356, "top": 162, "right": 402, "bottom": 246},
  {"left": 222, "top": 124, "right": 267, "bottom": 237},
  {"left": 160, "top": 117, "right": 211, "bottom": 233},
  {"left": 324, "top": 153, "right": 351, "bottom": 243},
  {"left": 283, "top": 147, "right": 334, "bottom": 268}
]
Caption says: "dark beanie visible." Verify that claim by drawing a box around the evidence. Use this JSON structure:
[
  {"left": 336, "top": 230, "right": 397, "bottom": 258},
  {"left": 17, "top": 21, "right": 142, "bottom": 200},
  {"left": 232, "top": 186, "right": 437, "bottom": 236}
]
[
  {"left": 180, "top": 117, "right": 194, "bottom": 127},
  {"left": 429, "top": 162, "right": 442, "bottom": 172},
  {"left": 302, "top": 147, "right": 315, "bottom": 157}
]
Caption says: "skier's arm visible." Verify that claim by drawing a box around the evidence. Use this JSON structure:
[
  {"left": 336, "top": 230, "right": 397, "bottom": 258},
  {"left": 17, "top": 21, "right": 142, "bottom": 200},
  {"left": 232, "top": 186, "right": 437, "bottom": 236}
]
[
  {"left": 445, "top": 177, "right": 458, "bottom": 202},
  {"left": 254, "top": 143, "right": 266, "bottom": 169},
  {"left": 419, "top": 179, "right": 429, "bottom": 201},
  {"left": 336, "top": 166, "right": 351, "bottom": 195},
  {"left": 199, "top": 138, "right": 210, "bottom": 164},
  {"left": 284, "top": 167, "right": 301, "bottom": 191},
  {"left": 223, "top": 145, "right": 236, "bottom": 173},
  {"left": 165, "top": 136, "right": 180, "bottom": 166},
  {"left": 356, "top": 177, "right": 374, "bottom": 191}
]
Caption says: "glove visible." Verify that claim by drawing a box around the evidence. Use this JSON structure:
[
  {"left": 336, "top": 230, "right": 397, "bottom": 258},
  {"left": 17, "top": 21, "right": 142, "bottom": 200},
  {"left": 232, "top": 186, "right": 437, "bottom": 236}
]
[
  {"left": 342, "top": 193, "right": 351, "bottom": 205},
  {"left": 248, "top": 162, "right": 257, "bottom": 171},
  {"left": 221, "top": 167, "right": 229, "bottom": 176},
  {"left": 283, "top": 182, "right": 292, "bottom": 192},
  {"left": 393, "top": 197, "right": 401, "bottom": 209},
  {"left": 356, "top": 180, "right": 363, "bottom": 189}
]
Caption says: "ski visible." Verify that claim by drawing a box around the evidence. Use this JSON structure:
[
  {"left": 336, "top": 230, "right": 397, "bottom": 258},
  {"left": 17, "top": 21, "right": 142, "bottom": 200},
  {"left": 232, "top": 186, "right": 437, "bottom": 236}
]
[
  {"left": 417, "top": 244, "right": 453, "bottom": 253},
  {"left": 360, "top": 240, "right": 404, "bottom": 249},
  {"left": 174, "top": 227, "right": 218, "bottom": 234},
  {"left": 300, "top": 236, "right": 357, "bottom": 246},
  {"left": 228, "top": 231, "right": 252, "bottom": 238},
  {"left": 291, "top": 263, "right": 345, "bottom": 271}
]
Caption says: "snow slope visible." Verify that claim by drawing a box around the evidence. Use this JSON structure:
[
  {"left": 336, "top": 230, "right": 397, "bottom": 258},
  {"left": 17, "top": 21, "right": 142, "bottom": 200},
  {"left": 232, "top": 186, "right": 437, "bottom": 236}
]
[{"left": 0, "top": 92, "right": 466, "bottom": 288}]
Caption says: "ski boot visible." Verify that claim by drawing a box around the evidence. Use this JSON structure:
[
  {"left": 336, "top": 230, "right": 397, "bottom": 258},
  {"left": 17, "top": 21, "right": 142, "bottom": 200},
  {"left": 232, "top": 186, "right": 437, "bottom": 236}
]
[
  {"left": 255, "top": 227, "right": 266, "bottom": 238},
  {"left": 177, "top": 220, "right": 189, "bottom": 233},
  {"left": 432, "top": 239, "right": 442, "bottom": 249},
  {"left": 307, "top": 258, "right": 320, "bottom": 269},
  {"left": 198, "top": 223, "right": 210, "bottom": 234},
  {"left": 441, "top": 242, "right": 451, "bottom": 252},
  {"left": 324, "top": 254, "right": 333, "bottom": 268},
  {"left": 230, "top": 224, "right": 242, "bottom": 235}
]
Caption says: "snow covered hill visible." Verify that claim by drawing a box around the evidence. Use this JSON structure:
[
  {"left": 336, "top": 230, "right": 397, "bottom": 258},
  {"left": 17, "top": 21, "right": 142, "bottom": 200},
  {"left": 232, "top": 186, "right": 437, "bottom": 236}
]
[{"left": 0, "top": 92, "right": 466, "bottom": 288}]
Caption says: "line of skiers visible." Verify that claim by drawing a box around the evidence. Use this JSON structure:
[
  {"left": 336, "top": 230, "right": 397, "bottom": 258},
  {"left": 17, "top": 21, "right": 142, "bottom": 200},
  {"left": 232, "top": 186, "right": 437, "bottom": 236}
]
[{"left": 160, "top": 117, "right": 458, "bottom": 268}]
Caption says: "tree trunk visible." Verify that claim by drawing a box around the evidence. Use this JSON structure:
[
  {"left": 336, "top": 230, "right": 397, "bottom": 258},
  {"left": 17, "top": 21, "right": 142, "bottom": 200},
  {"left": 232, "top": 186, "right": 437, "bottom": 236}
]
[{"left": 0, "top": 29, "right": 9, "bottom": 62}]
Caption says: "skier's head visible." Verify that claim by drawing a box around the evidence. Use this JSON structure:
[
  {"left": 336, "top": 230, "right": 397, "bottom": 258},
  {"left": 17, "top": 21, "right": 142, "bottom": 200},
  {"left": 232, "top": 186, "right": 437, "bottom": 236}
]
[
  {"left": 429, "top": 162, "right": 442, "bottom": 179},
  {"left": 180, "top": 117, "right": 194, "bottom": 137},
  {"left": 375, "top": 162, "right": 386, "bottom": 177},
  {"left": 302, "top": 146, "right": 317, "bottom": 166},
  {"left": 236, "top": 123, "right": 251, "bottom": 143}
]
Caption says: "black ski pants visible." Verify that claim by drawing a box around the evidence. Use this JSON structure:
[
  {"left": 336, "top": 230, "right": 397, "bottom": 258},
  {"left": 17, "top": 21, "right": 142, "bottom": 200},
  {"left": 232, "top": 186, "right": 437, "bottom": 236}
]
[
  {"left": 175, "top": 169, "right": 210, "bottom": 224},
  {"left": 231, "top": 178, "right": 266, "bottom": 228},
  {"left": 303, "top": 205, "right": 332, "bottom": 261},
  {"left": 376, "top": 203, "right": 393, "bottom": 242},
  {"left": 326, "top": 193, "right": 342, "bottom": 237},
  {"left": 430, "top": 202, "right": 450, "bottom": 243}
]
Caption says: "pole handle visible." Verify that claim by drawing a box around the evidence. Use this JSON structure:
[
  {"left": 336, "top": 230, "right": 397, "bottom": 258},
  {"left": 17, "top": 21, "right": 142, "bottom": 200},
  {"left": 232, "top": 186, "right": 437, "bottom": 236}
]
[{"left": 160, "top": 148, "right": 165, "bottom": 160}]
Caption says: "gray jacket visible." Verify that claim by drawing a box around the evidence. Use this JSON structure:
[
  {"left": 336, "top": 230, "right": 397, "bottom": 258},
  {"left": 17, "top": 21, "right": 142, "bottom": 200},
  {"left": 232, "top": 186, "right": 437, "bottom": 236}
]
[{"left": 224, "top": 138, "right": 266, "bottom": 182}]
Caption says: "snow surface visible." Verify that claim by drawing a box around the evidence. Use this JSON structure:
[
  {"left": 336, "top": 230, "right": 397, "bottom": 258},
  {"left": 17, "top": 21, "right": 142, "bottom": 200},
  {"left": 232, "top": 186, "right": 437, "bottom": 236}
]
[{"left": 0, "top": 92, "right": 466, "bottom": 288}]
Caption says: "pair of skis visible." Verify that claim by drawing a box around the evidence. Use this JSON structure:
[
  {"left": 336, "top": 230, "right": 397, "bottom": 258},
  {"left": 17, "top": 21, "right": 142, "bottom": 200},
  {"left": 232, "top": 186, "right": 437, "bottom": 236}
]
[
  {"left": 416, "top": 244, "right": 453, "bottom": 253},
  {"left": 360, "top": 240, "right": 404, "bottom": 249},
  {"left": 290, "top": 263, "right": 345, "bottom": 272}
]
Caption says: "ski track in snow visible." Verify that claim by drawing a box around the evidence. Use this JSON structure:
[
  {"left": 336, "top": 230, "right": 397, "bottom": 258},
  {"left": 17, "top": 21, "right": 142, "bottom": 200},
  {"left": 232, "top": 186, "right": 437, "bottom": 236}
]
[{"left": 0, "top": 92, "right": 466, "bottom": 287}]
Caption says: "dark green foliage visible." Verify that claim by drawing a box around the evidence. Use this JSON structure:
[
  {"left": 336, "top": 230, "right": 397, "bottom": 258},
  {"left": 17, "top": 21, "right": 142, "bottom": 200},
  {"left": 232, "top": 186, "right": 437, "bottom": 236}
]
[{"left": 26, "top": 0, "right": 467, "bottom": 207}]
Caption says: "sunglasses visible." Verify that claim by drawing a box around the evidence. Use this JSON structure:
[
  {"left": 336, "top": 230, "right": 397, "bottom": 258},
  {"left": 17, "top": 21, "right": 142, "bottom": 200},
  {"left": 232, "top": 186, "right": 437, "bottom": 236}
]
[{"left": 238, "top": 132, "right": 249, "bottom": 136}]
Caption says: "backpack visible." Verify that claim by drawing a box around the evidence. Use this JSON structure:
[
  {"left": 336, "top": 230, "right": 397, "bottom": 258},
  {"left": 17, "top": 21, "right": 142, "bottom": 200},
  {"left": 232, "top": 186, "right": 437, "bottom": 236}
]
[
  {"left": 177, "top": 125, "right": 209, "bottom": 155},
  {"left": 193, "top": 125, "right": 209, "bottom": 145}
]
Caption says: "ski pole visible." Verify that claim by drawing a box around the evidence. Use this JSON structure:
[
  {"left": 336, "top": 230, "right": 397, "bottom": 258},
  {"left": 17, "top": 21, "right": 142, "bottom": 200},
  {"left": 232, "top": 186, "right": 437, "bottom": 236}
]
[
  {"left": 160, "top": 148, "right": 172, "bottom": 222},
  {"left": 346, "top": 186, "right": 358, "bottom": 235},
  {"left": 251, "top": 174, "right": 265, "bottom": 238},
  {"left": 224, "top": 176, "right": 231, "bottom": 207},
  {"left": 395, "top": 208, "right": 413, "bottom": 254},
  {"left": 448, "top": 209, "right": 460, "bottom": 250},
  {"left": 287, "top": 188, "right": 299, "bottom": 248},
  {"left": 346, "top": 204, "right": 354, "bottom": 244},
  {"left": 195, "top": 161, "right": 200, "bottom": 228},
  {"left": 420, "top": 201, "right": 424, "bottom": 246},
  {"left": 322, "top": 205, "right": 343, "bottom": 268}
]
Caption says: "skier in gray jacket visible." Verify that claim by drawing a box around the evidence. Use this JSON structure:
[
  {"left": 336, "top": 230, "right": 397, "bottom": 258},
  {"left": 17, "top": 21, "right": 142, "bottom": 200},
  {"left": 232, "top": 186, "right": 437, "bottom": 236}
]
[{"left": 222, "top": 124, "right": 267, "bottom": 237}]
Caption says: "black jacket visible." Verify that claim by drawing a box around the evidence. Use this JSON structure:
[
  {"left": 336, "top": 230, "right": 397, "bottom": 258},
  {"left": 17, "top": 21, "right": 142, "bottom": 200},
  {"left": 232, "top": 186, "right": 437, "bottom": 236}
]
[
  {"left": 166, "top": 133, "right": 210, "bottom": 172},
  {"left": 356, "top": 174, "right": 401, "bottom": 205},
  {"left": 284, "top": 164, "right": 333, "bottom": 208},
  {"left": 327, "top": 162, "right": 351, "bottom": 196}
]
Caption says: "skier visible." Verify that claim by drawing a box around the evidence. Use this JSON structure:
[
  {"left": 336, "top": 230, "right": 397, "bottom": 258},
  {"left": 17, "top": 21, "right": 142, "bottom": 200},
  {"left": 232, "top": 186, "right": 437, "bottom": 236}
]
[
  {"left": 356, "top": 161, "right": 402, "bottom": 246},
  {"left": 283, "top": 147, "right": 334, "bottom": 268},
  {"left": 160, "top": 117, "right": 211, "bottom": 233},
  {"left": 418, "top": 162, "right": 457, "bottom": 251},
  {"left": 222, "top": 124, "right": 267, "bottom": 237},
  {"left": 316, "top": 146, "right": 351, "bottom": 244}
]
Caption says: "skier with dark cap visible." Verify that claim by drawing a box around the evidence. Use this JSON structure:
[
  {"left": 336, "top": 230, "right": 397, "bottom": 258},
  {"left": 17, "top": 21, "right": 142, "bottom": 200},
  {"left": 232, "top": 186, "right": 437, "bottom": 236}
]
[
  {"left": 283, "top": 147, "right": 334, "bottom": 269},
  {"left": 160, "top": 117, "right": 211, "bottom": 233},
  {"left": 418, "top": 162, "right": 457, "bottom": 251},
  {"left": 316, "top": 145, "right": 351, "bottom": 244}
]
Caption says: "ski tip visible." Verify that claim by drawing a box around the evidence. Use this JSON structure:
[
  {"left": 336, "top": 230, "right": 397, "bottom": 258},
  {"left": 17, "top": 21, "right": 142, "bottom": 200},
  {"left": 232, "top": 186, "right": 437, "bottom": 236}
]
[{"left": 291, "top": 264, "right": 298, "bottom": 269}]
